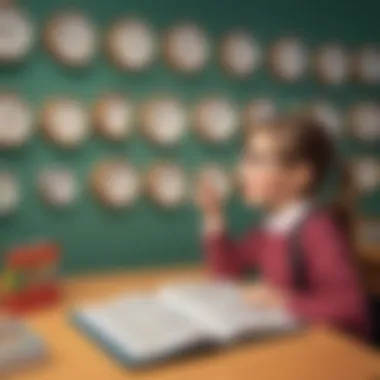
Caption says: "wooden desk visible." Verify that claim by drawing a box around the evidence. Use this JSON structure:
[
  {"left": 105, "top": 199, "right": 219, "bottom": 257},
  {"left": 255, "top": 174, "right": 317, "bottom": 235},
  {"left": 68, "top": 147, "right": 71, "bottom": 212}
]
[{"left": 10, "top": 267, "right": 380, "bottom": 380}]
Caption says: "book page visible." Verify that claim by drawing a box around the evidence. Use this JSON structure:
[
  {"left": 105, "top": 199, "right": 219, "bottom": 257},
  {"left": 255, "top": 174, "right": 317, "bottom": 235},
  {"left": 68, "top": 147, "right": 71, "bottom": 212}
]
[
  {"left": 159, "top": 281, "right": 299, "bottom": 343},
  {"left": 75, "top": 293, "right": 205, "bottom": 362}
]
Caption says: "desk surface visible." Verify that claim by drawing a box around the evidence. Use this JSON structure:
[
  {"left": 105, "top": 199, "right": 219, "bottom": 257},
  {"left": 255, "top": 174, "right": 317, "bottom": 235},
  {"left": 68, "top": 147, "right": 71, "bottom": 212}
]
[{"left": 10, "top": 267, "right": 380, "bottom": 380}]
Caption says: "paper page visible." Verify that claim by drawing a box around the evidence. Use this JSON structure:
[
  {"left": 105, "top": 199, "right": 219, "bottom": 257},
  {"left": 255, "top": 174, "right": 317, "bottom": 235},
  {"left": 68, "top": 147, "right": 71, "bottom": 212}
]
[
  {"left": 75, "top": 293, "right": 205, "bottom": 362},
  {"left": 159, "top": 281, "right": 299, "bottom": 343}
]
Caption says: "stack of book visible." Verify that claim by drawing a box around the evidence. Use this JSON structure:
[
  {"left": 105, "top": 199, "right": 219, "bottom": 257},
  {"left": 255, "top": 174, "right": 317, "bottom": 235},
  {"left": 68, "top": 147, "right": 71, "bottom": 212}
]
[{"left": 0, "top": 318, "right": 47, "bottom": 373}]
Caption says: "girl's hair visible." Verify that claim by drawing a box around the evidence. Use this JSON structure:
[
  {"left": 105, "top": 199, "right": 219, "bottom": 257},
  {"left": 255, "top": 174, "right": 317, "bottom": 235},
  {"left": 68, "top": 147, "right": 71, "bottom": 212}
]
[{"left": 249, "top": 114, "right": 355, "bottom": 235}]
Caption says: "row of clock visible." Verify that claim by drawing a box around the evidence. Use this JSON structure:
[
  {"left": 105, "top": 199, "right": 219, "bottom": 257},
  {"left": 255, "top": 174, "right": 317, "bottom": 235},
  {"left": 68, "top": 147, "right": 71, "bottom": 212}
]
[
  {"left": 1, "top": 7, "right": 380, "bottom": 84},
  {"left": 0, "top": 156, "right": 379, "bottom": 216},
  {"left": 0, "top": 162, "right": 233, "bottom": 214},
  {"left": 0, "top": 93, "right": 379, "bottom": 148}
]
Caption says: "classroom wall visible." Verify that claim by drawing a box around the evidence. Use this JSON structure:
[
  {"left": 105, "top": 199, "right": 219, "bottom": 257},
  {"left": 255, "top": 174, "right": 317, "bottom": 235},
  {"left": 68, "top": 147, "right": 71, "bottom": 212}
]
[{"left": 0, "top": 0, "right": 379, "bottom": 273}]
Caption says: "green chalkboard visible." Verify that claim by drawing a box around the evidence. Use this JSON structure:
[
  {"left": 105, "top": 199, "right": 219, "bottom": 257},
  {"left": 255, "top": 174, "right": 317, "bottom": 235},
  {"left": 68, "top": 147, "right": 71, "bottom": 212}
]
[{"left": 0, "top": 0, "right": 379, "bottom": 273}]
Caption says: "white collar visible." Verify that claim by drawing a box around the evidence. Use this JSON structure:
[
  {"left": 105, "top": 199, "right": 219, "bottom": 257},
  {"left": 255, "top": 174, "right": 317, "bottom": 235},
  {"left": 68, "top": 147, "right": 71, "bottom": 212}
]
[{"left": 264, "top": 200, "right": 312, "bottom": 235}]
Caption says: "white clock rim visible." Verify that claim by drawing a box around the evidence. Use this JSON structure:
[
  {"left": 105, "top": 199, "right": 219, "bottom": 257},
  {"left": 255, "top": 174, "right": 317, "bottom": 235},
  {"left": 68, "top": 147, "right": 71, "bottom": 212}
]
[
  {"left": 349, "top": 102, "right": 380, "bottom": 139},
  {"left": 194, "top": 98, "right": 239, "bottom": 142},
  {"left": 270, "top": 37, "right": 308, "bottom": 82},
  {"left": 351, "top": 158, "right": 380, "bottom": 191},
  {"left": 93, "top": 94, "right": 134, "bottom": 141},
  {"left": 38, "top": 167, "right": 78, "bottom": 206},
  {"left": 314, "top": 43, "right": 349, "bottom": 84},
  {"left": 163, "top": 22, "right": 210, "bottom": 73},
  {"left": 146, "top": 164, "right": 187, "bottom": 207},
  {"left": 106, "top": 18, "right": 157, "bottom": 71},
  {"left": 42, "top": 99, "right": 90, "bottom": 148},
  {"left": 307, "top": 101, "right": 342, "bottom": 135},
  {"left": 0, "top": 170, "right": 20, "bottom": 215},
  {"left": 92, "top": 160, "right": 140, "bottom": 207},
  {"left": 140, "top": 97, "right": 187, "bottom": 146},
  {"left": 44, "top": 11, "right": 97, "bottom": 67},
  {"left": 220, "top": 31, "right": 261, "bottom": 77},
  {"left": 354, "top": 45, "right": 380, "bottom": 84},
  {"left": 0, "top": 93, "right": 34, "bottom": 148},
  {"left": 0, "top": 6, "right": 35, "bottom": 62}
]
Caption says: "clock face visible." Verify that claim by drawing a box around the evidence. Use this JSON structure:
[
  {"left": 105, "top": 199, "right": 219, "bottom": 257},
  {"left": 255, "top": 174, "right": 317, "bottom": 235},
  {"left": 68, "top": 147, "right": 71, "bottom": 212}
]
[
  {"left": 0, "top": 7, "right": 34, "bottom": 62},
  {"left": 92, "top": 160, "right": 140, "bottom": 208},
  {"left": 94, "top": 94, "right": 134, "bottom": 141},
  {"left": 164, "top": 23, "right": 209, "bottom": 73},
  {"left": 270, "top": 38, "right": 308, "bottom": 81},
  {"left": 38, "top": 167, "right": 77, "bottom": 207},
  {"left": 42, "top": 99, "right": 90, "bottom": 148},
  {"left": 0, "top": 93, "right": 33, "bottom": 148},
  {"left": 308, "top": 102, "right": 342, "bottom": 136},
  {"left": 141, "top": 98, "right": 187, "bottom": 146},
  {"left": 196, "top": 164, "right": 232, "bottom": 201},
  {"left": 315, "top": 44, "right": 349, "bottom": 85},
  {"left": 107, "top": 18, "right": 156, "bottom": 71},
  {"left": 194, "top": 98, "right": 239, "bottom": 143},
  {"left": 147, "top": 164, "right": 187, "bottom": 207},
  {"left": 355, "top": 46, "right": 380, "bottom": 84},
  {"left": 349, "top": 103, "right": 380, "bottom": 140},
  {"left": 243, "top": 99, "right": 276, "bottom": 129},
  {"left": 0, "top": 170, "right": 20, "bottom": 216},
  {"left": 351, "top": 158, "right": 380, "bottom": 192},
  {"left": 45, "top": 12, "right": 96, "bottom": 66},
  {"left": 220, "top": 31, "right": 261, "bottom": 77}
]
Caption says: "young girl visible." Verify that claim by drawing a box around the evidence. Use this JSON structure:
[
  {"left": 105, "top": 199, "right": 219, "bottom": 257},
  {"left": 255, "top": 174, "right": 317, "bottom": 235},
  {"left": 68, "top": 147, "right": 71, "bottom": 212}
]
[{"left": 197, "top": 115, "right": 369, "bottom": 338}]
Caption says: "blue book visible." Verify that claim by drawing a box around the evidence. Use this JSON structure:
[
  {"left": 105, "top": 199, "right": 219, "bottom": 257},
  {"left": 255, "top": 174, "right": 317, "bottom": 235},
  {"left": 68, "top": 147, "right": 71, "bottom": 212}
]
[{"left": 72, "top": 281, "right": 299, "bottom": 368}]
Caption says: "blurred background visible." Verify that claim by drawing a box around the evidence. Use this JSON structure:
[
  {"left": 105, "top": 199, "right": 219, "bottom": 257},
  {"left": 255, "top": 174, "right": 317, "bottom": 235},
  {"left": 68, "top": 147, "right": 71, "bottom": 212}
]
[
  {"left": 0, "top": 0, "right": 379, "bottom": 378},
  {"left": 0, "top": 0, "right": 379, "bottom": 277}
]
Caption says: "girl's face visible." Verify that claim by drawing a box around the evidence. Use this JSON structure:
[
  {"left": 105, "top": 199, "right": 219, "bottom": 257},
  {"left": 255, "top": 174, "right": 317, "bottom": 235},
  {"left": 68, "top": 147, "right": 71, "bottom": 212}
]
[{"left": 239, "top": 130, "right": 301, "bottom": 207}]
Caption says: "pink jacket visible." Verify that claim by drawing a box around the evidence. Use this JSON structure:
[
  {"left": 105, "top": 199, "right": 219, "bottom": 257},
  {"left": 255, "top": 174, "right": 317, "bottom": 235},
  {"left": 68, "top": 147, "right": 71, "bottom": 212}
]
[{"left": 204, "top": 210, "right": 369, "bottom": 337}]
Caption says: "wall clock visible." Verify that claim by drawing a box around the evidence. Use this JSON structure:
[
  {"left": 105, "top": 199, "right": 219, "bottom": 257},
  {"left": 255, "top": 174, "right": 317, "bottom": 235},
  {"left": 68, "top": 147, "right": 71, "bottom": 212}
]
[
  {"left": 194, "top": 98, "right": 239, "bottom": 143},
  {"left": 354, "top": 45, "right": 380, "bottom": 84},
  {"left": 45, "top": 11, "right": 96, "bottom": 66},
  {"left": 41, "top": 98, "right": 90, "bottom": 148},
  {"left": 164, "top": 22, "right": 209, "bottom": 73},
  {"left": 351, "top": 158, "right": 380, "bottom": 193},
  {"left": 270, "top": 37, "right": 308, "bottom": 81},
  {"left": 38, "top": 166, "right": 77, "bottom": 207},
  {"left": 0, "top": 6, "right": 34, "bottom": 63},
  {"left": 0, "top": 170, "right": 20, "bottom": 216},
  {"left": 91, "top": 159, "right": 140, "bottom": 208},
  {"left": 140, "top": 97, "right": 187, "bottom": 146},
  {"left": 220, "top": 31, "right": 261, "bottom": 77},
  {"left": 196, "top": 164, "right": 233, "bottom": 202},
  {"left": 146, "top": 163, "right": 187, "bottom": 208},
  {"left": 0, "top": 93, "right": 33, "bottom": 148},
  {"left": 307, "top": 101, "right": 343, "bottom": 136},
  {"left": 243, "top": 99, "right": 276, "bottom": 130},
  {"left": 349, "top": 102, "right": 380, "bottom": 141},
  {"left": 107, "top": 18, "right": 156, "bottom": 71},
  {"left": 315, "top": 43, "right": 349, "bottom": 85},
  {"left": 93, "top": 94, "right": 134, "bottom": 141}
]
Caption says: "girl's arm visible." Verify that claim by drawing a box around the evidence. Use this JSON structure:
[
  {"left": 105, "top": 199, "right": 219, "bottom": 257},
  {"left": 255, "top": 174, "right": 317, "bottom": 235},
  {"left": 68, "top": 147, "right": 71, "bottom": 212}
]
[
  {"left": 203, "top": 217, "right": 259, "bottom": 278},
  {"left": 286, "top": 213, "right": 368, "bottom": 333}
]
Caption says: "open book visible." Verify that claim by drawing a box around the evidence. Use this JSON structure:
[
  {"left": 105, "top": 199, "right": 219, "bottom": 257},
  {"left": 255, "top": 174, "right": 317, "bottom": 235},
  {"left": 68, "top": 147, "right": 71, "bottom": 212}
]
[{"left": 72, "top": 281, "right": 300, "bottom": 367}]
